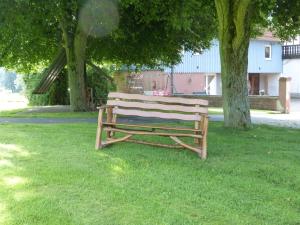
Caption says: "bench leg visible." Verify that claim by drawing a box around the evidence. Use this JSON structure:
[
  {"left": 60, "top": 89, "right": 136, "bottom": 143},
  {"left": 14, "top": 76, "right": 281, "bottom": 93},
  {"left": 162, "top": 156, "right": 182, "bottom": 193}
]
[
  {"left": 199, "top": 115, "right": 208, "bottom": 159},
  {"left": 106, "top": 107, "right": 113, "bottom": 138},
  {"left": 111, "top": 114, "right": 118, "bottom": 137},
  {"left": 199, "top": 137, "right": 207, "bottom": 159},
  {"left": 95, "top": 109, "right": 104, "bottom": 149}
]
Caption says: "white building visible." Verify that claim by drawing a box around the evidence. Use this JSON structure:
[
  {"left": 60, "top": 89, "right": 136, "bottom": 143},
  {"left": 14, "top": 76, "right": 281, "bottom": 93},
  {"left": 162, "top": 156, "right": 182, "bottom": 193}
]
[{"left": 282, "top": 35, "right": 300, "bottom": 97}]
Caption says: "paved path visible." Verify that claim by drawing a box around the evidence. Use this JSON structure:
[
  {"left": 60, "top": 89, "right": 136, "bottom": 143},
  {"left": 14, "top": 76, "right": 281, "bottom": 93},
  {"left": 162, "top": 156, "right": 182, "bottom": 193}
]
[
  {"left": 211, "top": 114, "right": 300, "bottom": 128},
  {"left": 0, "top": 99, "right": 299, "bottom": 128},
  {"left": 1, "top": 113, "right": 299, "bottom": 128}
]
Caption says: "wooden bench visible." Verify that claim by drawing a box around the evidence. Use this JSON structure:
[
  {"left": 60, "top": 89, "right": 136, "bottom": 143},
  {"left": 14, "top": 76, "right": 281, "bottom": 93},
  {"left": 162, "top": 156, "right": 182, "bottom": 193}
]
[{"left": 95, "top": 92, "right": 209, "bottom": 159}]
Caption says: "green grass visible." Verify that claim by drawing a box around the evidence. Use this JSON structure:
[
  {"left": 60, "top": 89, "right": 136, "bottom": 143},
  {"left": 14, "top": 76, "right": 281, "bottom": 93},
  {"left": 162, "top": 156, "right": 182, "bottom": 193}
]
[
  {"left": 0, "top": 122, "right": 299, "bottom": 225},
  {"left": 0, "top": 108, "right": 98, "bottom": 118},
  {"left": 0, "top": 107, "right": 277, "bottom": 119}
]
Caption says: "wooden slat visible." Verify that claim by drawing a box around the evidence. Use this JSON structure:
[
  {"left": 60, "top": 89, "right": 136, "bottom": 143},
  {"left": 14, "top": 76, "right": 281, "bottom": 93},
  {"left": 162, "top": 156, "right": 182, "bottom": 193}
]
[
  {"left": 106, "top": 107, "right": 113, "bottom": 138},
  {"left": 170, "top": 136, "right": 200, "bottom": 153},
  {"left": 104, "top": 127, "right": 202, "bottom": 138},
  {"left": 102, "top": 135, "right": 132, "bottom": 146},
  {"left": 124, "top": 139, "right": 184, "bottom": 149},
  {"left": 95, "top": 108, "right": 104, "bottom": 149},
  {"left": 102, "top": 122, "right": 200, "bottom": 132},
  {"left": 108, "top": 92, "right": 208, "bottom": 106},
  {"left": 107, "top": 100, "right": 208, "bottom": 114},
  {"left": 113, "top": 108, "right": 201, "bottom": 121}
]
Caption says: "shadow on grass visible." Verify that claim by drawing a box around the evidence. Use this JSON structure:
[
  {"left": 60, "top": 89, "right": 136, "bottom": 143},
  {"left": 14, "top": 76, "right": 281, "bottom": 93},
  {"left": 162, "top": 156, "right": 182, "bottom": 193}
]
[{"left": 0, "top": 122, "right": 299, "bottom": 224}]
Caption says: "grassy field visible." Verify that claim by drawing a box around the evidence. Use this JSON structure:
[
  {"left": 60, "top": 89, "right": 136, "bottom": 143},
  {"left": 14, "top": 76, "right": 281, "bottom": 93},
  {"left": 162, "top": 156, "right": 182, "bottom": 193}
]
[
  {"left": 0, "top": 122, "right": 299, "bottom": 225},
  {"left": 0, "top": 108, "right": 99, "bottom": 118},
  {"left": 0, "top": 107, "right": 278, "bottom": 118}
]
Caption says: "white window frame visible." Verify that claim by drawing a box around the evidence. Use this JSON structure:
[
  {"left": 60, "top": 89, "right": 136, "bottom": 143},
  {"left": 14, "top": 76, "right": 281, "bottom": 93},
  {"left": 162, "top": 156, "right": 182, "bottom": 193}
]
[{"left": 265, "top": 45, "right": 272, "bottom": 60}]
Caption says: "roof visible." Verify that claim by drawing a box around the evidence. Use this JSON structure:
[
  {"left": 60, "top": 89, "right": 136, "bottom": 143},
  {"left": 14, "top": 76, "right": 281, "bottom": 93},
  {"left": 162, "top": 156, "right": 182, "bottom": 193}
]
[{"left": 255, "top": 31, "right": 281, "bottom": 42}]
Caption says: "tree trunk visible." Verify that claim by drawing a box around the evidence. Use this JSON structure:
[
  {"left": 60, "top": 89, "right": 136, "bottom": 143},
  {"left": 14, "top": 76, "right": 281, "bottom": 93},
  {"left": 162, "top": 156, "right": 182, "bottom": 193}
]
[
  {"left": 215, "top": 0, "right": 253, "bottom": 128},
  {"left": 63, "top": 28, "right": 88, "bottom": 111},
  {"left": 220, "top": 41, "right": 251, "bottom": 128}
]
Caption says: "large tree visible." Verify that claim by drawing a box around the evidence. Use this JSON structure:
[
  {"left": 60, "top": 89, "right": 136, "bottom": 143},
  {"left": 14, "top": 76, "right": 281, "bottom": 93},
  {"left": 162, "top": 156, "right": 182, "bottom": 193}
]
[
  {"left": 0, "top": 0, "right": 215, "bottom": 111},
  {"left": 1, "top": 0, "right": 299, "bottom": 128},
  {"left": 214, "top": 0, "right": 300, "bottom": 128}
]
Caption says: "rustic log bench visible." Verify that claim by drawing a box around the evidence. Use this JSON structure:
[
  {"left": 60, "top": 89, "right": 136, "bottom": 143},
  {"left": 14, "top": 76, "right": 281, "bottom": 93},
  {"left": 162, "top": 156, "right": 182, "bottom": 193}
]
[{"left": 95, "top": 92, "right": 209, "bottom": 159}]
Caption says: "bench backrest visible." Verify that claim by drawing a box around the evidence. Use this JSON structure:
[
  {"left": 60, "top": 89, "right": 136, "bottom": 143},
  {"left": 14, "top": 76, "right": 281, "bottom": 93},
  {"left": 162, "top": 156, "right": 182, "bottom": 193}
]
[{"left": 106, "top": 92, "right": 208, "bottom": 121}]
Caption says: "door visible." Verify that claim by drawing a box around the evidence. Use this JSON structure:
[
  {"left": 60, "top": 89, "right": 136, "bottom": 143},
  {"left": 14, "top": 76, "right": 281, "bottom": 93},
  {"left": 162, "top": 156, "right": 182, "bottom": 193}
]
[{"left": 249, "top": 73, "right": 260, "bottom": 95}]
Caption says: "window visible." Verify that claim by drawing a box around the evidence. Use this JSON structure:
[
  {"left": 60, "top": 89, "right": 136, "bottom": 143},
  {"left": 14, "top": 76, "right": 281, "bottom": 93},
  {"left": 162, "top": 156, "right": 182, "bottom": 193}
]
[{"left": 265, "top": 45, "right": 272, "bottom": 60}]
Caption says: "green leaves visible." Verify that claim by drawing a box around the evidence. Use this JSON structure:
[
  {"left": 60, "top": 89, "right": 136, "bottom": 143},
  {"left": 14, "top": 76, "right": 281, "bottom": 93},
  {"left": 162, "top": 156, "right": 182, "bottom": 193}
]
[
  {"left": 2, "top": 0, "right": 298, "bottom": 74},
  {"left": 0, "top": 0, "right": 217, "bottom": 72},
  {"left": 270, "top": 0, "right": 300, "bottom": 40}
]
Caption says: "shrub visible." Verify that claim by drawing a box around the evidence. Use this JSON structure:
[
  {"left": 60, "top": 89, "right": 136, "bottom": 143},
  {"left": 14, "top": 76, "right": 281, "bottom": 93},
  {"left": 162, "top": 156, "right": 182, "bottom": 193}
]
[
  {"left": 23, "top": 65, "right": 115, "bottom": 107},
  {"left": 87, "top": 66, "right": 116, "bottom": 106},
  {"left": 23, "top": 69, "right": 69, "bottom": 106}
]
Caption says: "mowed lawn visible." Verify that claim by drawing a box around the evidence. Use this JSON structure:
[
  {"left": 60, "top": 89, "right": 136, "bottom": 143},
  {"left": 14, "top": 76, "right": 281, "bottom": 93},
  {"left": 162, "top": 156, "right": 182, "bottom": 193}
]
[{"left": 0, "top": 122, "right": 299, "bottom": 225}]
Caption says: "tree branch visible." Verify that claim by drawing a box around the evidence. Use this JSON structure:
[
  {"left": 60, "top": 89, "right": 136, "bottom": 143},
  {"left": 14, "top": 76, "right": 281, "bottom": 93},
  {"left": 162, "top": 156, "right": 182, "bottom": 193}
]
[
  {"left": 86, "top": 61, "right": 114, "bottom": 83},
  {"left": 233, "top": 0, "right": 252, "bottom": 50}
]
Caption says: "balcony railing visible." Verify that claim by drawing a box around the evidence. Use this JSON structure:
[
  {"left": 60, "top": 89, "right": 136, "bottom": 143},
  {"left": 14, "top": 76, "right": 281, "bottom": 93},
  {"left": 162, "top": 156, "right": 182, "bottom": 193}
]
[{"left": 282, "top": 45, "right": 300, "bottom": 59}]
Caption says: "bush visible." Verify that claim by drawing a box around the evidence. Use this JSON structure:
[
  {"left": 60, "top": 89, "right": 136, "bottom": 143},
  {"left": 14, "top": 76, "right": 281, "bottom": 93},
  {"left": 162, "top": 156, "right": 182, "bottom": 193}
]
[
  {"left": 48, "top": 70, "right": 69, "bottom": 105},
  {"left": 87, "top": 66, "right": 116, "bottom": 106},
  {"left": 23, "top": 69, "right": 69, "bottom": 106},
  {"left": 23, "top": 65, "right": 115, "bottom": 107}
]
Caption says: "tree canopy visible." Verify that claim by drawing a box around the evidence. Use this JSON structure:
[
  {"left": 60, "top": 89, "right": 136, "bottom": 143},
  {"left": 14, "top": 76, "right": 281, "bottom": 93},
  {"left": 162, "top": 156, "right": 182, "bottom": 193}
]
[
  {"left": 0, "top": 0, "right": 216, "bottom": 73},
  {"left": 0, "top": 0, "right": 300, "bottom": 119},
  {"left": 0, "top": 0, "right": 216, "bottom": 111}
]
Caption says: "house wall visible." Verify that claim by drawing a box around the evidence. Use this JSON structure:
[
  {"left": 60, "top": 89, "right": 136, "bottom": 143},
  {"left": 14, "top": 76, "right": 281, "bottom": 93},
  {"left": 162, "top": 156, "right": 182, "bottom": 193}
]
[
  {"left": 166, "top": 40, "right": 221, "bottom": 73},
  {"left": 208, "top": 75, "right": 217, "bottom": 95},
  {"left": 142, "top": 70, "right": 167, "bottom": 91},
  {"left": 282, "top": 59, "right": 300, "bottom": 97},
  {"left": 266, "top": 74, "right": 280, "bottom": 96},
  {"left": 258, "top": 73, "right": 280, "bottom": 96},
  {"left": 165, "top": 39, "right": 283, "bottom": 74},
  {"left": 215, "top": 74, "right": 222, "bottom": 95},
  {"left": 173, "top": 73, "right": 206, "bottom": 94},
  {"left": 248, "top": 41, "right": 282, "bottom": 73},
  {"left": 259, "top": 75, "right": 268, "bottom": 94},
  {"left": 182, "top": 95, "right": 281, "bottom": 111}
]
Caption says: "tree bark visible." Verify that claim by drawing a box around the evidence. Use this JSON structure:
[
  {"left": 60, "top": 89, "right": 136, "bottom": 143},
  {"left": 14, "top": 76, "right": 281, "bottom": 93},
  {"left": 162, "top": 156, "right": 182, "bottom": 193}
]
[
  {"left": 215, "top": 0, "right": 253, "bottom": 128},
  {"left": 62, "top": 27, "right": 88, "bottom": 111}
]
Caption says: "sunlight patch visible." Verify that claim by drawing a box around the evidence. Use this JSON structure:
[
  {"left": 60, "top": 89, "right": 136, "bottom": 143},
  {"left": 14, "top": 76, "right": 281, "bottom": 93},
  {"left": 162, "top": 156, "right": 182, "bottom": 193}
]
[
  {"left": 3, "top": 176, "right": 27, "bottom": 187},
  {"left": 0, "top": 144, "right": 20, "bottom": 151},
  {"left": 0, "top": 159, "right": 13, "bottom": 168},
  {"left": 0, "top": 202, "right": 10, "bottom": 224},
  {"left": 79, "top": 0, "right": 119, "bottom": 38},
  {"left": 110, "top": 159, "right": 128, "bottom": 176},
  {"left": 14, "top": 191, "right": 34, "bottom": 202},
  {"left": 111, "top": 165, "right": 124, "bottom": 174},
  {"left": 0, "top": 144, "right": 30, "bottom": 158}
]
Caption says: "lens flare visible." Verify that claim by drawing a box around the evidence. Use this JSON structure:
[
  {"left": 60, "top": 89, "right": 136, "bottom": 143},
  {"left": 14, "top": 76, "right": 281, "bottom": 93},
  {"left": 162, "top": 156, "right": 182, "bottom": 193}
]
[{"left": 79, "top": 0, "right": 119, "bottom": 38}]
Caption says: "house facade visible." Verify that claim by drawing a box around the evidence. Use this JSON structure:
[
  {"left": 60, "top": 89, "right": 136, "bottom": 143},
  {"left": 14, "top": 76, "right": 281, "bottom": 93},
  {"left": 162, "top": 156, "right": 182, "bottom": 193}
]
[
  {"left": 282, "top": 36, "right": 300, "bottom": 98},
  {"left": 138, "top": 33, "right": 283, "bottom": 97}
]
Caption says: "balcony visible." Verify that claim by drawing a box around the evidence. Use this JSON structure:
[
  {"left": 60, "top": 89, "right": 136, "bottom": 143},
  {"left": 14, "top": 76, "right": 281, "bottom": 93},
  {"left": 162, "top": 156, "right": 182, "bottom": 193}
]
[{"left": 282, "top": 45, "right": 300, "bottom": 59}]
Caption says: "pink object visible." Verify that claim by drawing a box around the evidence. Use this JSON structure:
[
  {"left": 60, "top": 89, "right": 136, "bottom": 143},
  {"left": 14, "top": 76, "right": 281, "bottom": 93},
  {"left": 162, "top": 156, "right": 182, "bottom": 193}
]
[{"left": 153, "top": 90, "right": 170, "bottom": 96}]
